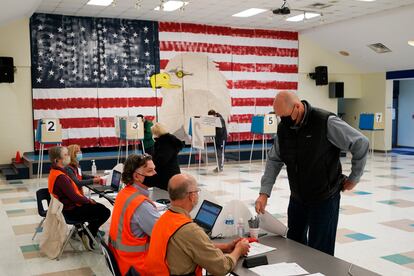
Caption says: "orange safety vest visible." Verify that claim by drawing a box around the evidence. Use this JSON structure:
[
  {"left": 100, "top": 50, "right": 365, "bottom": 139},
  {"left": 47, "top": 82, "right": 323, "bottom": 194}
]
[
  {"left": 145, "top": 210, "right": 202, "bottom": 276},
  {"left": 108, "top": 185, "right": 154, "bottom": 276},
  {"left": 48, "top": 168, "right": 84, "bottom": 204},
  {"left": 67, "top": 165, "right": 84, "bottom": 195}
]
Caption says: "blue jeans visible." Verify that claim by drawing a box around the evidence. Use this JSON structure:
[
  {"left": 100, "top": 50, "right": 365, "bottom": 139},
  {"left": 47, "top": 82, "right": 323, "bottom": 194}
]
[{"left": 286, "top": 192, "right": 340, "bottom": 256}]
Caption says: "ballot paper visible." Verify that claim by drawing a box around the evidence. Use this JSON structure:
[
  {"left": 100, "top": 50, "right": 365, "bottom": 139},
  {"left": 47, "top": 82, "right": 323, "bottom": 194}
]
[
  {"left": 249, "top": 262, "right": 309, "bottom": 276},
  {"left": 247, "top": 242, "right": 277, "bottom": 257},
  {"left": 258, "top": 211, "right": 288, "bottom": 237}
]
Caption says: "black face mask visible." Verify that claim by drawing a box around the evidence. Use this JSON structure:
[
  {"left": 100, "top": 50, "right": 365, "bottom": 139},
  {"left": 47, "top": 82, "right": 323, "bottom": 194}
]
[{"left": 280, "top": 106, "right": 296, "bottom": 127}]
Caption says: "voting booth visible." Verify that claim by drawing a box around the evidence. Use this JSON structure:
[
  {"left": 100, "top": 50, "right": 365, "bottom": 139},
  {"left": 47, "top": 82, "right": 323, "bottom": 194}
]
[
  {"left": 359, "top": 113, "right": 385, "bottom": 130},
  {"left": 35, "top": 119, "right": 63, "bottom": 178},
  {"left": 359, "top": 113, "right": 385, "bottom": 160},
  {"left": 250, "top": 114, "right": 278, "bottom": 165},
  {"left": 116, "top": 116, "right": 144, "bottom": 163},
  {"left": 188, "top": 116, "right": 220, "bottom": 170}
]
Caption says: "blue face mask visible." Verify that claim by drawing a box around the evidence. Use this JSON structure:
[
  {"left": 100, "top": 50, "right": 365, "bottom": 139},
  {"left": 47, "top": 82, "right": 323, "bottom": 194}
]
[{"left": 76, "top": 152, "right": 83, "bottom": 161}]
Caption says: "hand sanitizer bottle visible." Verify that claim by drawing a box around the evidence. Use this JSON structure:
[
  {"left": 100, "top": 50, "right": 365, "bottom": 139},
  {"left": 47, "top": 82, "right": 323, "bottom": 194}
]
[{"left": 91, "top": 160, "right": 97, "bottom": 175}]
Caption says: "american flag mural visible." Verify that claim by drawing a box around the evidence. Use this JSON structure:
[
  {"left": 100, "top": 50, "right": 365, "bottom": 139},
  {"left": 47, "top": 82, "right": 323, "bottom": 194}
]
[{"left": 30, "top": 13, "right": 298, "bottom": 149}]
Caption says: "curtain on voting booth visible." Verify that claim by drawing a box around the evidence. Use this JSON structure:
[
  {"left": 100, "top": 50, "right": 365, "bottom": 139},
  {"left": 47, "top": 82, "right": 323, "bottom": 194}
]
[{"left": 30, "top": 14, "right": 298, "bottom": 149}]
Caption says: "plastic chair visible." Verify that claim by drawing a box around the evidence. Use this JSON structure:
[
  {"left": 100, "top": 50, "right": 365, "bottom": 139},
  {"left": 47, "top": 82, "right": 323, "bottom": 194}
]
[
  {"left": 32, "top": 188, "right": 51, "bottom": 240},
  {"left": 100, "top": 239, "right": 122, "bottom": 276}
]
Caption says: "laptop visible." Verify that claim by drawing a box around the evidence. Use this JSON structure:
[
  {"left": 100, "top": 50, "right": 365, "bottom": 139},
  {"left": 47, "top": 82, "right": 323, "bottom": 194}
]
[
  {"left": 194, "top": 200, "right": 223, "bottom": 235},
  {"left": 90, "top": 170, "right": 122, "bottom": 193}
]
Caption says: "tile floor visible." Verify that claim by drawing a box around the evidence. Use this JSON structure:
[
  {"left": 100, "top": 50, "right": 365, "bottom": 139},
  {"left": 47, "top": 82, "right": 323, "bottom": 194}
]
[{"left": 0, "top": 152, "right": 414, "bottom": 275}]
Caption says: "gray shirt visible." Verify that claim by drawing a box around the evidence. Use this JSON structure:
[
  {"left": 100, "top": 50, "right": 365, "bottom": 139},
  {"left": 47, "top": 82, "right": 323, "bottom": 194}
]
[
  {"left": 130, "top": 184, "right": 160, "bottom": 238},
  {"left": 260, "top": 114, "right": 370, "bottom": 197}
]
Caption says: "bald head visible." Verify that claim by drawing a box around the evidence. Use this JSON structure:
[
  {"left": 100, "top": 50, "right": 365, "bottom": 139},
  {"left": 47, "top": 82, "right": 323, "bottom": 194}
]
[
  {"left": 273, "top": 91, "right": 301, "bottom": 117},
  {"left": 168, "top": 173, "right": 197, "bottom": 201}
]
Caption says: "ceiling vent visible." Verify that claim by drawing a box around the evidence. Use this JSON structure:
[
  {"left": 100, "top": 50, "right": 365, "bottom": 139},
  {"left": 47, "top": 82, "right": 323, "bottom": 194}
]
[
  {"left": 367, "top": 43, "right": 392, "bottom": 54},
  {"left": 304, "top": 3, "right": 333, "bottom": 9}
]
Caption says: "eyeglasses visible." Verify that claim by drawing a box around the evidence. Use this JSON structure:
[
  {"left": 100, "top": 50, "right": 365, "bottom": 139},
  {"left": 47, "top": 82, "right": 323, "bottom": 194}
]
[{"left": 187, "top": 188, "right": 201, "bottom": 195}]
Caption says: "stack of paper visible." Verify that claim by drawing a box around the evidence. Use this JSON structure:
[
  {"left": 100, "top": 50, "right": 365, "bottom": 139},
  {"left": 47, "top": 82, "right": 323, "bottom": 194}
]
[
  {"left": 247, "top": 242, "right": 277, "bottom": 257},
  {"left": 249, "top": 262, "right": 309, "bottom": 276}
]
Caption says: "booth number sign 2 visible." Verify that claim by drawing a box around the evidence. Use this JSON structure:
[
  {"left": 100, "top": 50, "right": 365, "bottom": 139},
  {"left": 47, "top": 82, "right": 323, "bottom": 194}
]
[{"left": 45, "top": 119, "right": 57, "bottom": 132}]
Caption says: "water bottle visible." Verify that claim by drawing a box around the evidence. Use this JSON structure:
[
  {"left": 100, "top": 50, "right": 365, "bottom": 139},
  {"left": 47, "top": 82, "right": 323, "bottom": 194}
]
[
  {"left": 237, "top": 218, "right": 245, "bottom": 237},
  {"left": 224, "top": 214, "right": 235, "bottom": 237},
  {"left": 91, "top": 160, "right": 97, "bottom": 175}
]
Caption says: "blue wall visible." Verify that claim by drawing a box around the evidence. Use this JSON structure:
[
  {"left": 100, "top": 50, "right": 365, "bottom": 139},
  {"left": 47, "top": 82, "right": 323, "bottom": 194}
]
[{"left": 398, "top": 79, "right": 414, "bottom": 147}]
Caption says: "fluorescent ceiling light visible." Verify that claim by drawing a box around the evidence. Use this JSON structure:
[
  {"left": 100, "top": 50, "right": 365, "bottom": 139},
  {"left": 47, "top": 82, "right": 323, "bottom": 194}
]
[
  {"left": 232, "top": 8, "right": 268, "bottom": 18},
  {"left": 87, "top": 0, "right": 113, "bottom": 6},
  {"left": 408, "top": 41, "right": 414, "bottom": 47},
  {"left": 355, "top": 0, "right": 376, "bottom": 2},
  {"left": 154, "top": 1, "right": 189, "bottom": 11},
  {"left": 286, "top": 12, "right": 320, "bottom": 22}
]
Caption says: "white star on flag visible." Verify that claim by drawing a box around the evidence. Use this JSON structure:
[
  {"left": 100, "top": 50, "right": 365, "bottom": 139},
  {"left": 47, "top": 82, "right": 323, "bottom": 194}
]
[
  {"left": 49, "top": 70, "right": 54, "bottom": 75},
  {"left": 49, "top": 33, "right": 54, "bottom": 38},
  {"left": 145, "top": 52, "right": 150, "bottom": 56},
  {"left": 102, "top": 27, "right": 107, "bottom": 32},
  {"left": 134, "top": 69, "right": 139, "bottom": 75},
  {"left": 134, "top": 58, "right": 139, "bottom": 63},
  {"left": 81, "top": 26, "right": 85, "bottom": 32},
  {"left": 93, "top": 71, "right": 98, "bottom": 76},
  {"left": 113, "top": 33, "right": 118, "bottom": 38},
  {"left": 49, "top": 57, "right": 54, "bottom": 62},
  {"left": 37, "top": 66, "right": 42, "bottom": 71},
  {"left": 133, "top": 32, "right": 138, "bottom": 37},
  {"left": 114, "top": 72, "right": 118, "bottom": 77},
  {"left": 123, "top": 64, "right": 128, "bottom": 69},
  {"left": 36, "top": 78, "right": 42, "bottom": 83},
  {"left": 59, "top": 78, "right": 64, "bottom": 83},
  {"left": 123, "top": 76, "right": 127, "bottom": 81},
  {"left": 84, "top": 76, "right": 89, "bottom": 81},
  {"left": 114, "top": 58, "right": 119, "bottom": 64},
  {"left": 58, "top": 27, "right": 63, "bottom": 32},
  {"left": 143, "top": 26, "right": 148, "bottom": 32},
  {"left": 72, "top": 69, "right": 77, "bottom": 74},
  {"left": 121, "top": 26, "right": 126, "bottom": 32},
  {"left": 144, "top": 38, "right": 149, "bottom": 44},
  {"left": 70, "top": 32, "right": 75, "bottom": 37},
  {"left": 59, "top": 64, "right": 64, "bottom": 69}
]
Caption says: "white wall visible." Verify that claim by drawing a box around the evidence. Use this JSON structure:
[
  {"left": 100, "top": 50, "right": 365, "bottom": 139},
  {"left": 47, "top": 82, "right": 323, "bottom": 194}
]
[
  {"left": 0, "top": 18, "right": 33, "bottom": 164},
  {"left": 298, "top": 36, "right": 362, "bottom": 114},
  {"left": 342, "top": 73, "right": 392, "bottom": 151},
  {"left": 398, "top": 79, "right": 414, "bottom": 147}
]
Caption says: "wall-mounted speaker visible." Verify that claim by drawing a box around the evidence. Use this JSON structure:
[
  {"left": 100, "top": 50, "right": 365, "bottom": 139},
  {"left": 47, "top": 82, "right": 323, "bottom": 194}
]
[
  {"left": 329, "top": 82, "right": 344, "bottom": 98},
  {"left": 309, "top": 66, "right": 328, "bottom": 86},
  {"left": 0, "top": 57, "right": 14, "bottom": 83}
]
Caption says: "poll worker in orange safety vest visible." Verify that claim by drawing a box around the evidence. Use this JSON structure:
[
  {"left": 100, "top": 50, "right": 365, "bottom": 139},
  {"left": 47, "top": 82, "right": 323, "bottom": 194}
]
[
  {"left": 48, "top": 146, "right": 110, "bottom": 251},
  {"left": 145, "top": 173, "right": 250, "bottom": 276},
  {"left": 108, "top": 154, "right": 160, "bottom": 275}
]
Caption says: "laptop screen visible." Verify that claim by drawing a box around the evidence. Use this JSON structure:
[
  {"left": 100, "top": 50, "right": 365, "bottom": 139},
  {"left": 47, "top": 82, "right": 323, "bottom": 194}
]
[
  {"left": 111, "top": 170, "right": 122, "bottom": 190},
  {"left": 194, "top": 200, "right": 222, "bottom": 232}
]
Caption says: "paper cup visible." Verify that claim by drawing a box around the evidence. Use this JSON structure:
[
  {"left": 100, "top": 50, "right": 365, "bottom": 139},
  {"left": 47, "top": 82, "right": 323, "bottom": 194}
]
[{"left": 249, "top": 228, "right": 260, "bottom": 239}]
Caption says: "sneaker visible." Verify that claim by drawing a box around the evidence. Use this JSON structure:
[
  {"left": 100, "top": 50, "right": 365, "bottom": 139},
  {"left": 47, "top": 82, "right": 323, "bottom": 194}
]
[
  {"left": 80, "top": 232, "right": 94, "bottom": 251},
  {"left": 213, "top": 167, "right": 223, "bottom": 173}
]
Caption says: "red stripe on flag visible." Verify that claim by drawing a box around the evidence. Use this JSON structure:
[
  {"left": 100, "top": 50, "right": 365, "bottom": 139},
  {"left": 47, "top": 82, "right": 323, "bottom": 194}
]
[
  {"left": 231, "top": 98, "right": 274, "bottom": 107},
  {"left": 33, "top": 97, "right": 162, "bottom": 110},
  {"left": 160, "top": 41, "right": 298, "bottom": 57},
  {"left": 33, "top": 98, "right": 98, "bottom": 109},
  {"left": 160, "top": 60, "right": 298, "bottom": 73},
  {"left": 229, "top": 114, "right": 254, "bottom": 123},
  {"left": 227, "top": 80, "right": 298, "bottom": 90},
  {"left": 159, "top": 22, "right": 298, "bottom": 40}
]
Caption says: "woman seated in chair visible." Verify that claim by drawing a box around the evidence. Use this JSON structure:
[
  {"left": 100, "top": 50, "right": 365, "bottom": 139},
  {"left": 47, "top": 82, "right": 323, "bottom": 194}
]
[
  {"left": 48, "top": 146, "right": 111, "bottom": 250},
  {"left": 65, "top": 144, "right": 101, "bottom": 194}
]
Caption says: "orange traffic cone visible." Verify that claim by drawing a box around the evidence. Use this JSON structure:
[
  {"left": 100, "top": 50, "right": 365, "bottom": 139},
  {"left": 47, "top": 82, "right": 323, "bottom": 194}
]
[{"left": 15, "top": 151, "right": 22, "bottom": 164}]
